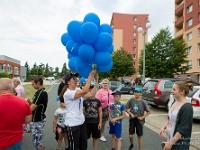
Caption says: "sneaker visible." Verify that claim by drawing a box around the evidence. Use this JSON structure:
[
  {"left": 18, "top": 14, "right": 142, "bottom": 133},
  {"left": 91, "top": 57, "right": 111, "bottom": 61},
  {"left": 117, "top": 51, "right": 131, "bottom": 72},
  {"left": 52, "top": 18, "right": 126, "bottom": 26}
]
[
  {"left": 128, "top": 144, "right": 133, "bottom": 150},
  {"left": 100, "top": 136, "right": 107, "bottom": 142}
]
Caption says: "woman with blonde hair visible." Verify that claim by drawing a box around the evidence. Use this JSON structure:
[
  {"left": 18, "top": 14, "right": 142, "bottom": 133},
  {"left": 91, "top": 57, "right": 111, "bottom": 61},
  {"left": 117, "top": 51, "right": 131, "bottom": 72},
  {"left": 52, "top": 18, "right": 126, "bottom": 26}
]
[
  {"left": 159, "top": 81, "right": 193, "bottom": 150},
  {"left": 95, "top": 79, "right": 114, "bottom": 142}
]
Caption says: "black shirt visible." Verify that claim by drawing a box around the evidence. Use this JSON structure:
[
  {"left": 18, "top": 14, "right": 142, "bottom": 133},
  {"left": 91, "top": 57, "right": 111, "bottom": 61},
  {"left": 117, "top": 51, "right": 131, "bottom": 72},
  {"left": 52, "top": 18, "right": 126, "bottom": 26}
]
[
  {"left": 32, "top": 88, "right": 48, "bottom": 122},
  {"left": 83, "top": 98, "right": 102, "bottom": 123}
]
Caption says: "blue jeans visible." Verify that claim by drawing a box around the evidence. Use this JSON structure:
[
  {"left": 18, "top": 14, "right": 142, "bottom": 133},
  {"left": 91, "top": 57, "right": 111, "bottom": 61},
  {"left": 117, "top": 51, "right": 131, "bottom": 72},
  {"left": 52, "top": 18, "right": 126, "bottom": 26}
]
[{"left": 5, "top": 141, "right": 22, "bottom": 150}]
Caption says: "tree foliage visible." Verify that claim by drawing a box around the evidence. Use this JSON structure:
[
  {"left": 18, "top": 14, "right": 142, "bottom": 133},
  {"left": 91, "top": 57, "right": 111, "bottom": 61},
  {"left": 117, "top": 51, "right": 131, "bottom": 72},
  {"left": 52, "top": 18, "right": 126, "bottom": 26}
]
[
  {"left": 61, "top": 62, "right": 70, "bottom": 77},
  {"left": 99, "top": 47, "right": 136, "bottom": 80},
  {"left": 138, "top": 27, "right": 189, "bottom": 78}
]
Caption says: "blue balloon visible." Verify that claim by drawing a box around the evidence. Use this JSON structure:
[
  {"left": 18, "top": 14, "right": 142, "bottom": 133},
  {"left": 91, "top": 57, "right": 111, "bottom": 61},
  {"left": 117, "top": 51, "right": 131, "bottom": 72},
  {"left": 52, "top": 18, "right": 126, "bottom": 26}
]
[
  {"left": 67, "top": 53, "right": 75, "bottom": 59},
  {"left": 97, "top": 60, "right": 113, "bottom": 72},
  {"left": 79, "top": 65, "right": 93, "bottom": 78},
  {"left": 78, "top": 44, "right": 95, "bottom": 62},
  {"left": 66, "top": 40, "right": 81, "bottom": 56},
  {"left": 83, "top": 13, "right": 100, "bottom": 28},
  {"left": 93, "top": 51, "right": 112, "bottom": 66},
  {"left": 94, "top": 32, "right": 112, "bottom": 51},
  {"left": 68, "top": 56, "right": 88, "bottom": 72},
  {"left": 61, "top": 33, "right": 72, "bottom": 46},
  {"left": 99, "top": 24, "right": 112, "bottom": 34},
  {"left": 67, "top": 21, "right": 82, "bottom": 42},
  {"left": 80, "top": 77, "right": 86, "bottom": 83},
  {"left": 106, "top": 44, "right": 114, "bottom": 54},
  {"left": 80, "top": 22, "right": 98, "bottom": 43}
]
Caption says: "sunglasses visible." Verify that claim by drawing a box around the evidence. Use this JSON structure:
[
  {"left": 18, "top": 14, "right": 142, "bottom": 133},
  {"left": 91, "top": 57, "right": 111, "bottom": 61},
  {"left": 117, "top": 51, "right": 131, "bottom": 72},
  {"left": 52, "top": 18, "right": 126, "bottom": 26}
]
[{"left": 102, "top": 83, "right": 108, "bottom": 84}]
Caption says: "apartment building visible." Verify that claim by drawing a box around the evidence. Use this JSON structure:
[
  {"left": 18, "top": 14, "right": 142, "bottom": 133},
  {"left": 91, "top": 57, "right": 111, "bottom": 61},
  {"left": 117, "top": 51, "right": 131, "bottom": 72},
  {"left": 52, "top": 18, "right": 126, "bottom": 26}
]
[
  {"left": 0, "top": 55, "right": 22, "bottom": 79},
  {"left": 110, "top": 13, "right": 149, "bottom": 78},
  {"left": 174, "top": 0, "right": 200, "bottom": 83}
]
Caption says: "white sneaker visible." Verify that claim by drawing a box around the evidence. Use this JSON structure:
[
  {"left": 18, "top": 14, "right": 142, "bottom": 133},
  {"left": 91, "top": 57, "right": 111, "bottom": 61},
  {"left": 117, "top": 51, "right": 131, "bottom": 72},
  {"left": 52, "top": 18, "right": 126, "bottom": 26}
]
[{"left": 100, "top": 136, "right": 107, "bottom": 142}]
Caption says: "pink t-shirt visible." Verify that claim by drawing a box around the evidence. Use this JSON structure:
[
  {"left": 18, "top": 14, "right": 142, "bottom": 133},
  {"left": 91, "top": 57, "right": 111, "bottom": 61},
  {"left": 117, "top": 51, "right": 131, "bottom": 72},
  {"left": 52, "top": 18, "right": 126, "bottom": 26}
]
[
  {"left": 95, "top": 89, "right": 114, "bottom": 112},
  {"left": 15, "top": 85, "right": 25, "bottom": 98}
]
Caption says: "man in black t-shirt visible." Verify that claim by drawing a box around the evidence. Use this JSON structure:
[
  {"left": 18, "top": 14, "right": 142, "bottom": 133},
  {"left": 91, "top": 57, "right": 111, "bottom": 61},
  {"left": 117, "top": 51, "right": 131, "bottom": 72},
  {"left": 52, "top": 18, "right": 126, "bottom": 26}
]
[
  {"left": 30, "top": 76, "right": 48, "bottom": 150},
  {"left": 83, "top": 98, "right": 102, "bottom": 150}
]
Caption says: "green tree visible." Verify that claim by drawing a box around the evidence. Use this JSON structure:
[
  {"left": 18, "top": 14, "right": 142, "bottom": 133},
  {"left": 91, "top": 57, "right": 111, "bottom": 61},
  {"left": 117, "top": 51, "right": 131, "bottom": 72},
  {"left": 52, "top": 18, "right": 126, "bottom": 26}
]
[
  {"left": 61, "top": 62, "right": 70, "bottom": 77},
  {"left": 24, "top": 61, "right": 31, "bottom": 77},
  {"left": 100, "top": 47, "right": 136, "bottom": 80},
  {"left": 138, "top": 27, "right": 189, "bottom": 78}
]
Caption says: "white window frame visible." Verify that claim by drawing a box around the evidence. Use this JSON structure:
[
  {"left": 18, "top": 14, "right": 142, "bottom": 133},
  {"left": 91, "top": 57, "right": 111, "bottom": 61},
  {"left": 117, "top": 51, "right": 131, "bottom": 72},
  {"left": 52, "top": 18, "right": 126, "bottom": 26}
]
[
  {"left": 187, "top": 18, "right": 193, "bottom": 27},
  {"left": 198, "top": 28, "right": 200, "bottom": 36},
  {"left": 133, "top": 47, "right": 136, "bottom": 51},
  {"left": 187, "top": 5, "right": 193, "bottom": 13},
  {"left": 14, "top": 67, "right": 18, "bottom": 75},
  {"left": 187, "top": 46, "right": 192, "bottom": 54},
  {"left": 133, "top": 24, "right": 136, "bottom": 29},
  {"left": 198, "top": 43, "right": 200, "bottom": 52},
  {"left": 133, "top": 32, "right": 136, "bottom": 36},
  {"left": 133, "top": 17, "right": 137, "bottom": 21},
  {"left": 133, "top": 54, "right": 136, "bottom": 59},
  {"left": 187, "top": 60, "right": 192, "bottom": 67},
  {"left": 133, "top": 39, "right": 136, "bottom": 44},
  {"left": 198, "top": 59, "right": 200, "bottom": 67},
  {"left": 0, "top": 64, "right": 5, "bottom": 72},
  {"left": 187, "top": 32, "right": 192, "bottom": 41},
  {"left": 133, "top": 62, "right": 136, "bottom": 66}
]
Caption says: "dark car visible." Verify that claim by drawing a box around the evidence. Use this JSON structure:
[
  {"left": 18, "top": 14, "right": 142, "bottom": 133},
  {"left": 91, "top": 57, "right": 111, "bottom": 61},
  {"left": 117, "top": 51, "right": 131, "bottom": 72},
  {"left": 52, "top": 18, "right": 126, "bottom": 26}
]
[
  {"left": 142, "top": 78, "right": 199, "bottom": 109},
  {"left": 109, "top": 81, "right": 134, "bottom": 94}
]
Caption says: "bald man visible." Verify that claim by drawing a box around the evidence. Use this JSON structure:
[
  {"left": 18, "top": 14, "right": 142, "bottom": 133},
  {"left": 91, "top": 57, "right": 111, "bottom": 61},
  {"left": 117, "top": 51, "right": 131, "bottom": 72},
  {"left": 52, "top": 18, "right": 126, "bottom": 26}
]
[
  {"left": 0, "top": 78, "right": 32, "bottom": 150},
  {"left": 13, "top": 78, "right": 25, "bottom": 98}
]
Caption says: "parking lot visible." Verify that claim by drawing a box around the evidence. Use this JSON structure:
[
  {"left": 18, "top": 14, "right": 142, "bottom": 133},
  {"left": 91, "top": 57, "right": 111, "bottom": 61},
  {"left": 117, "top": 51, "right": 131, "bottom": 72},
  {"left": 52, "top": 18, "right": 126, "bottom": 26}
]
[{"left": 121, "top": 94, "right": 200, "bottom": 150}]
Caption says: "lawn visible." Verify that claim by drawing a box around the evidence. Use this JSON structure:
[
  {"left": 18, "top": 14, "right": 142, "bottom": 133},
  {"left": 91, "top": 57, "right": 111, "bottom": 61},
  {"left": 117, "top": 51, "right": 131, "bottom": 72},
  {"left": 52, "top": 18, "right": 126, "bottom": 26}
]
[{"left": 24, "top": 84, "right": 51, "bottom": 100}]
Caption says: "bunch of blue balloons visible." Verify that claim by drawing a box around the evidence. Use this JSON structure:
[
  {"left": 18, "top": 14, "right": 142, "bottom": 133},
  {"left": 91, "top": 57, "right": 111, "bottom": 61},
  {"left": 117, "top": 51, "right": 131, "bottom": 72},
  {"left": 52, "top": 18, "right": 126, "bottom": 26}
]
[{"left": 61, "top": 13, "right": 114, "bottom": 78}]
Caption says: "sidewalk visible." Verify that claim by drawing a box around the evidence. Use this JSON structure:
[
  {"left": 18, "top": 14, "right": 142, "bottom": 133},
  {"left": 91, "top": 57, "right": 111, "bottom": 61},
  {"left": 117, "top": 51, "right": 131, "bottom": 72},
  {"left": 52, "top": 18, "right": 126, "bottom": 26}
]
[{"left": 21, "top": 80, "right": 57, "bottom": 86}]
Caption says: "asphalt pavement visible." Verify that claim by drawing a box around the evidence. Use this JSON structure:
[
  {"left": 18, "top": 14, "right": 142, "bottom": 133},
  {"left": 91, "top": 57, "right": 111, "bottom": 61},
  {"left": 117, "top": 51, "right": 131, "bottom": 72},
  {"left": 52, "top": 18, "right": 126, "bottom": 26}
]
[{"left": 22, "top": 83, "right": 165, "bottom": 150}]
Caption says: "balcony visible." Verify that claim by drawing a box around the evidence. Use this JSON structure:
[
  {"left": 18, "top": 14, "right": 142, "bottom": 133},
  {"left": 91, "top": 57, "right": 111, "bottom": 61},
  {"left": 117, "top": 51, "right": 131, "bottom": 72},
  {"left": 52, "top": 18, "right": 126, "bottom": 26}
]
[
  {"left": 175, "top": 0, "right": 183, "bottom": 5},
  {"left": 175, "top": 16, "right": 184, "bottom": 28},
  {"left": 175, "top": 2, "right": 184, "bottom": 16},
  {"left": 175, "top": 29, "right": 183, "bottom": 39}
]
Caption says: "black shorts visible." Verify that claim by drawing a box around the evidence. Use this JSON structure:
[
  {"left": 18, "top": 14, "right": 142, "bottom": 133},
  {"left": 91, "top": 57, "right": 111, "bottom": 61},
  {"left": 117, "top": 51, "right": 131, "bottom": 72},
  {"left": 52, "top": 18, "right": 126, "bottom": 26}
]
[
  {"left": 86, "top": 123, "right": 100, "bottom": 139},
  {"left": 65, "top": 123, "right": 87, "bottom": 150},
  {"left": 129, "top": 119, "right": 143, "bottom": 136},
  {"left": 55, "top": 124, "right": 65, "bottom": 141}
]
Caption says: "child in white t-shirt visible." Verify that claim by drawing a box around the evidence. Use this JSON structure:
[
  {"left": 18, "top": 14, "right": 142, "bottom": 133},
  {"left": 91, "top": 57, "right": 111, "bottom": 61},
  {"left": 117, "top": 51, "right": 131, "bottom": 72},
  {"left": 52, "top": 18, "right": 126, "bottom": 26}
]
[{"left": 53, "top": 104, "right": 69, "bottom": 150}]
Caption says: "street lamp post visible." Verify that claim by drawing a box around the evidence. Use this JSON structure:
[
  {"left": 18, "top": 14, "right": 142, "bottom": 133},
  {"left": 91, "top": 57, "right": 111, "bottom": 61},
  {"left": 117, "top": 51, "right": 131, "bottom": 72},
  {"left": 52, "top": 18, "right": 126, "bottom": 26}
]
[{"left": 138, "top": 21, "right": 151, "bottom": 84}]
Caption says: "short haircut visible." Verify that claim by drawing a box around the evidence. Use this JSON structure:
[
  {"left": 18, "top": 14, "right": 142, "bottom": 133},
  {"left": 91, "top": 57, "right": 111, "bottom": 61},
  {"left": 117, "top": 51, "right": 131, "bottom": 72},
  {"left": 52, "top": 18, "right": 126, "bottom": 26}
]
[
  {"left": 31, "top": 76, "right": 43, "bottom": 85},
  {"left": 12, "top": 77, "right": 21, "bottom": 84},
  {"left": 0, "top": 78, "right": 14, "bottom": 91}
]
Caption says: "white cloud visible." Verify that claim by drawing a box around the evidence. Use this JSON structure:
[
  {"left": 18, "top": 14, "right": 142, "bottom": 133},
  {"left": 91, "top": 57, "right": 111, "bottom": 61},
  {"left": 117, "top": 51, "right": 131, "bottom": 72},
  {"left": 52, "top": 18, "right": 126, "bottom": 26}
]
[{"left": 0, "top": 0, "right": 174, "bottom": 70}]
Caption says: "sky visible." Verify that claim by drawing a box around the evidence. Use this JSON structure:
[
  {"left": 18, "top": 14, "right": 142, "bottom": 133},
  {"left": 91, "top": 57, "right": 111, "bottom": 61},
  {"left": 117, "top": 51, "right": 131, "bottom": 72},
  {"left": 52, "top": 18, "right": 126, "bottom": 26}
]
[{"left": 0, "top": 0, "right": 174, "bottom": 70}]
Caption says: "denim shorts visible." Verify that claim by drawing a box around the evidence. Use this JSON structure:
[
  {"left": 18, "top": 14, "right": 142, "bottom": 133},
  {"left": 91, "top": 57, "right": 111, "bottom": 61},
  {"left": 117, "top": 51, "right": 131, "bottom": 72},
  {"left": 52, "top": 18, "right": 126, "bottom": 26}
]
[{"left": 5, "top": 141, "right": 22, "bottom": 150}]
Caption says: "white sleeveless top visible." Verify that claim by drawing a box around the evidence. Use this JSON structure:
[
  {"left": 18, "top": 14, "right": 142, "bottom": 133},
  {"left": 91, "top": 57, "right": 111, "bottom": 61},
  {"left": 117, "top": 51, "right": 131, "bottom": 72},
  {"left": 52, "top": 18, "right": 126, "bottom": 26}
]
[{"left": 166, "top": 109, "right": 179, "bottom": 142}]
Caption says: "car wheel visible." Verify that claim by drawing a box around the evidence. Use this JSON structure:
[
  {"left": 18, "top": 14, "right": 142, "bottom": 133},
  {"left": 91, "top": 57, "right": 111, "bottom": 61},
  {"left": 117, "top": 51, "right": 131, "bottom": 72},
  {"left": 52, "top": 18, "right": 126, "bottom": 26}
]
[{"left": 129, "top": 90, "right": 134, "bottom": 95}]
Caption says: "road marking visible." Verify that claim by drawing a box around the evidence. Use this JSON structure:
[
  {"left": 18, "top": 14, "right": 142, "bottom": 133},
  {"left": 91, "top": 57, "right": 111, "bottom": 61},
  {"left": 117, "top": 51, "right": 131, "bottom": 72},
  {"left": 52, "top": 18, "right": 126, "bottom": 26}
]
[
  {"left": 149, "top": 114, "right": 168, "bottom": 116},
  {"left": 192, "top": 132, "right": 200, "bottom": 135},
  {"left": 47, "top": 83, "right": 56, "bottom": 92}
]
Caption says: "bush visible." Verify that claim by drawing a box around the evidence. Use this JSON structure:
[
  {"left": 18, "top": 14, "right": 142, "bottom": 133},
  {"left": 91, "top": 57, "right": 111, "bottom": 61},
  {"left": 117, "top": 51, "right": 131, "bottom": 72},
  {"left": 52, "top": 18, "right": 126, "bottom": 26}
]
[{"left": 0, "top": 72, "right": 11, "bottom": 78}]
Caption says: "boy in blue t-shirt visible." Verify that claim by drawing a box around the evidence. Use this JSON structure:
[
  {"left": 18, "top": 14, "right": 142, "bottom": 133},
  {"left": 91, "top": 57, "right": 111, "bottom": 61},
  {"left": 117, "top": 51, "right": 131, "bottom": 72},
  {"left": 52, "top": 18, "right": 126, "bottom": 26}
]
[{"left": 108, "top": 91, "right": 126, "bottom": 150}]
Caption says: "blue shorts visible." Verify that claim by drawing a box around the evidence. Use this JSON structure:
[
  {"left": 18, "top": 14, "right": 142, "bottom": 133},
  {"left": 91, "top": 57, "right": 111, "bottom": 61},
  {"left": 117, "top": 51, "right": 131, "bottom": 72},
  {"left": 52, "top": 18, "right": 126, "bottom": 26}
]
[
  {"left": 5, "top": 141, "right": 22, "bottom": 150},
  {"left": 109, "top": 122, "right": 122, "bottom": 138}
]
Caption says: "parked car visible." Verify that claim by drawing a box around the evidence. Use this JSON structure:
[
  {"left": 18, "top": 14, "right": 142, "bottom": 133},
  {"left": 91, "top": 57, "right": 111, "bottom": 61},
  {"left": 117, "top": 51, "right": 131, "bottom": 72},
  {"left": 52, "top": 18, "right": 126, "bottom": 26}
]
[
  {"left": 168, "top": 86, "right": 200, "bottom": 119},
  {"left": 109, "top": 81, "right": 134, "bottom": 94},
  {"left": 142, "top": 78, "right": 199, "bottom": 109},
  {"left": 45, "top": 77, "right": 55, "bottom": 81}
]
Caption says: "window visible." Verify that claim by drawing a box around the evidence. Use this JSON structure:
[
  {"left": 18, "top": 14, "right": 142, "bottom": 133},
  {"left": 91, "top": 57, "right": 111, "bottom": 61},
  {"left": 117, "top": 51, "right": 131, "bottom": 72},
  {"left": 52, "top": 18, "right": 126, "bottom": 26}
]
[
  {"left": 198, "top": 43, "right": 200, "bottom": 51},
  {"left": 164, "top": 81, "right": 174, "bottom": 89},
  {"left": 187, "top": 32, "right": 192, "bottom": 41},
  {"left": 133, "top": 32, "right": 136, "bottom": 36},
  {"left": 8, "top": 65, "right": 12, "bottom": 73},
  {"left": 133, "top": 24, "right": 137, "bottom": 29},
  {"left": 133, "top": 54, "right": 136, "bottom": 59},
  {"left": 187, "top": 60, "right": 192, "bottom": 67},
  {"left": 199, "top": 13, "right": 200, "bottom": 21},
  {"left": 0, "top": 64, "right": 5, "bottom": 72},
  {"left": 198, "top": 28, "right": 200, "bottom": 36},
  {"left": 198, "top": 59, "right": 200, "bottom": 67},
  {"left": 187, "top": 5, "right": 193, "bottom": 13},
  {"left": 133, "top": 17, "right": 137, "bottom": 21},
  {"left": 199, "top": 0, "right": 200, "bottom": 6},
  {"left": 14, "top": 67, "right": 18, "bottom": 75},
  {"left": 187, "top": 18, "right": 193, "bottom": 27},
  {"left": 187, "top": 46, "right": 192, "bottom": 54},
  {"left": 133, "top": 62, "right": 136, "bottom": 66},
  {"left": 133, "top": 39, "right": 136, "bottom": 43},
  {"left": 133, "top": 47, "right": 136, "bottom": 51}
]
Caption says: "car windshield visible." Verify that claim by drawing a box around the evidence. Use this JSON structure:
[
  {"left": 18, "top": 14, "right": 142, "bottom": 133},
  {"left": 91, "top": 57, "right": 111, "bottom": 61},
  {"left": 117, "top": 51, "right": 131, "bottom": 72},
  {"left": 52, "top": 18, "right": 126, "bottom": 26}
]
[{"left": 188, "top": 88, "right": 199, "bottom": 98}]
